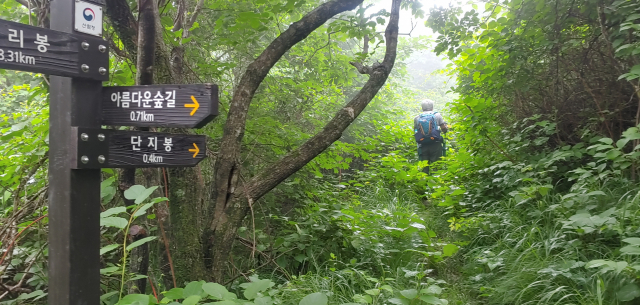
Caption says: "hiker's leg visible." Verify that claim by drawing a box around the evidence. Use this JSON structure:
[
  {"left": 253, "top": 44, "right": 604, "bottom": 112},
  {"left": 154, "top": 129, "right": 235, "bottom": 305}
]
[
  {"left": 418, "top": 146, "right": 429, "bottom": 174},
  {"left": 427, "top": 143, "right": 443, "bottom": 174}
]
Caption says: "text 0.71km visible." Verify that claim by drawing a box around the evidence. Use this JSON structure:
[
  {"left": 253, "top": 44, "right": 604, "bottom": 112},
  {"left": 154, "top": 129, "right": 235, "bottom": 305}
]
[{"left": 131, "top": 111, "right": 154, "bottom": 122}]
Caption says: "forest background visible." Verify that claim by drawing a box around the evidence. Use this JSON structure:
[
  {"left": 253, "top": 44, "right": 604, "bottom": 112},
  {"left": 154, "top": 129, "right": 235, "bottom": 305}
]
[{"left": 0, "top": 0, "right": 640, "bottom": 304}]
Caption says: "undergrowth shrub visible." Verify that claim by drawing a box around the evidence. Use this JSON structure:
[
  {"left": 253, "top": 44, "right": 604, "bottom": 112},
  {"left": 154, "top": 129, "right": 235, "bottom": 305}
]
[{"left": 427, "top": 118, "right": 640, "bottom": 304}]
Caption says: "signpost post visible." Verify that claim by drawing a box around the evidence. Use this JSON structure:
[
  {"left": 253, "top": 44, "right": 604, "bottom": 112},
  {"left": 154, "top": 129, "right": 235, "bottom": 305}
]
[
  {"left": 0, "top": 0, "right": 218, "bottom": 302},
  {"left": 46, "top": 0, "right": 106, "bottom": 304}
]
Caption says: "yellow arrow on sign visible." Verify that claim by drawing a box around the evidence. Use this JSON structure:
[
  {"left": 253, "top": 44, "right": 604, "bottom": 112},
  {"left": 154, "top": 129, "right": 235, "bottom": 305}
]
[
  {"left": 185, "top": 95, "right": 200, "bottom": 116},
  {"left": 188, "top": 143, "right": 200, "bottom": 158}
]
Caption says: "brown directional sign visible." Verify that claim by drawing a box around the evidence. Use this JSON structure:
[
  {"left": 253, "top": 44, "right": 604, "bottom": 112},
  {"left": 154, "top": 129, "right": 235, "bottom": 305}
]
[
  {"left": 101, "top": 84, "right": 219, "bottom": 128},
  {"left": 0, "top": 19, "right": 109, "bottom": 80},
  {"left": 72, "top": 128, "right": 206, "bottom": 168}
]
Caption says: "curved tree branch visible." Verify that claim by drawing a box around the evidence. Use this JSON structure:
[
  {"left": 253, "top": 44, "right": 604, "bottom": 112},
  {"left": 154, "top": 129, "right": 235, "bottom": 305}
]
[
  {"left": 246, "top": 0, "right": 401, "bottom": 205},
  {"left": 209, "top": 0, "right": 366, "bottom": 230},
  {"left": 205, "top": 0, "right": 402, "bottom": 282}
]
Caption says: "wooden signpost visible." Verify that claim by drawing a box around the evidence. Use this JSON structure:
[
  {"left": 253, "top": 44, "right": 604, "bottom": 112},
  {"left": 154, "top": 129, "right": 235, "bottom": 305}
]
[
  {"left": 0, "top": 19, "right": 109, "bottom": 80},
  {"left": 0, "top": 0, "right": 217, "bottom": 303},
  {"left": 72, "top": 128, "right": 207, "bottom": 168},
  {"left": 101, "top": 84, "right": 219, "bottom": 128}
]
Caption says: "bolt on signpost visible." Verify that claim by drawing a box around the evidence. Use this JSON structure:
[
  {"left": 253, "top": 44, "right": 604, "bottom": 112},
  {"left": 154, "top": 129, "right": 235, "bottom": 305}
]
[{"left": 0, "top": 0, "right": 218, "bottom": 303}]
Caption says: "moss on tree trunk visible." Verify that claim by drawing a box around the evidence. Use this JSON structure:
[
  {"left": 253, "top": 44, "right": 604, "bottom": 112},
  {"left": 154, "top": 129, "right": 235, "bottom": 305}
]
[{"left": 168, "top": 167, "right": 208, "bottom": 283}]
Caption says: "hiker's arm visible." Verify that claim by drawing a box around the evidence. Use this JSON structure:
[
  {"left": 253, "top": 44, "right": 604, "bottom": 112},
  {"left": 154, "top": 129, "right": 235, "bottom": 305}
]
[{"left": 436, "top": 114, "right": 448, "bottom": 133}]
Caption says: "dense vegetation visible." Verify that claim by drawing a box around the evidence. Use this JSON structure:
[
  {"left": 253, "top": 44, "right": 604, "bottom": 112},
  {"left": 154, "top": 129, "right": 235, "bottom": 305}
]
[{"left": 1, "top": 0, "right": 640, "bottom": 304}]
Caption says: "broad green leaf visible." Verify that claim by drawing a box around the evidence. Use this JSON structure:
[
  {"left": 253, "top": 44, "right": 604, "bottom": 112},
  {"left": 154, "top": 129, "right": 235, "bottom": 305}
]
[
  {"left": 388, "top": 298, "right": 409, "bottom": 305},
  {"left": 100, "top": 244, "right": 119, "bottom": 256},
  {"left": 124, "top": 185, "right": 158, "bottom": 204},
  {"left": 224, "top": 292, "right": 238, "bottom": 300},
  {"left": 100, "top": 217, "right": 128, "bottom": 229},
  {"left": 364, "top": 289, "right": 380, "bottom": 296},
  {"left": 255, "top": 296, "right": 273, "bottom": 305},
  {"left": 422, "top": 285, "right": 443, "bottom": 295},
  {"left": 101, "top": 176, "right": 115, "bottom": 189},
  {"left": 117, "top": 294, "right": 152, "bottom": 305},
  {"left": 16, "top": 290, "right": 45, "bottom": 300},
  {"left": 100, "top": 266, "right": 119, "bottom": 275},
  {"left": 419, "top": 295, "right": 443, "bottom": 305},
  {"left": 182, "top": 295, "right": 201, "bottom": 305},
  {"left": 242, "top": 279, "right": 274, "bottom": 300},
  {"left": 617, "top": 138, "right": 630, "bottom": 149},
  {"left": 203, "top": 282, "right": 228, "bottom": 299},
  {"left": 134, "top": 202, "right": 156, "bottom": 217},
  {"left": 124, "top": 185, "right": 147, "bottom": 201},
  {"left": 621, "top": 245, "right": 640, "bottom": 255},
  {"left": 614, "top": 261, "right": 628, "bottom": 274},
  {"left": 162, "top": 288, "right": 184, "bottom": 300},
  {"left": 183, "top": 281, "right": 204, "bottom": 298},
  {"left": 598, "top": 138, "right": 613, "bottom": 145},
  {"left": 101, "top": 207, "right": 126, "bottom": 218},
  {"left": 618, "top": 283, "right": 640, "bottom": 302},
  {"left": 442, "top": 244, "right": 459, "bottom": 257},
  {"left": 101, "top": 291, "right": 118, "bottom": 302},
  {"left": 300, "top": 292, "right": 328, "bottom": 305},
  {"left": 410, "top": 223, "right": 426, "bottom": 229},
  {"left": 135, "top": 186, "right": 159, "bottom": 204},
  {"left": 623, "top": 238, "right": 640, "bottom": 245},
  {"left": 586, "top": 191, "right": 606, "bottom": 197},
  {"left": 126, "top": 236, "right": 158, "bottom": 251},
  {"left": 204, "top": 301, "right": 235, "bottom": 305},
  {"left": 353, "top": 294, "right": 372, "bottom": 304},
  {"left": 400, "top": 289, "right": 418, "bottom": 299}
]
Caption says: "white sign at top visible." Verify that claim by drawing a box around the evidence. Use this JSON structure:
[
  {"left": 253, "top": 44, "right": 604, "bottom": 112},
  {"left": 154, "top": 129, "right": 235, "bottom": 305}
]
[{"left": 74, "top": 0, "right": 103, "bottom": 37}]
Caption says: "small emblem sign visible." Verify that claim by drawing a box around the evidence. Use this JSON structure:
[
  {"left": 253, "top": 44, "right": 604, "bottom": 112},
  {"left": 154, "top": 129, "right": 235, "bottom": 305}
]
[{"left": 74, "top": 0, "right": 103, "bottom": 36}]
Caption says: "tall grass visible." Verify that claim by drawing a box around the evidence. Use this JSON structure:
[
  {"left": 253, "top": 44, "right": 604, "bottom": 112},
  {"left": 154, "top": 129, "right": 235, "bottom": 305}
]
[
  {"left": 433, "top": 175, "right": 640, "bottom": 305},
  {"left": 266, "top": 184, "right": 453, "bottom": 305}
]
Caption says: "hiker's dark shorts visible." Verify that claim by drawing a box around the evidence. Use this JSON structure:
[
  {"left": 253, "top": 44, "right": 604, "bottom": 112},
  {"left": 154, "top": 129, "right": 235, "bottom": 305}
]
[{"left": 418, "top": 142, "right": 443, "bottom": 163}]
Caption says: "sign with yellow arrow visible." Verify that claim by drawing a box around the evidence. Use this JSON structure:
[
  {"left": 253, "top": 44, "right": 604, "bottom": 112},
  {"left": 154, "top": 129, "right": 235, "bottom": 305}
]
[
  {"left": 72, "top": 128, "right": 206, "bottom": 168},
  {"left": 101, "top": 84, "right": 218, "bottom": 128}
]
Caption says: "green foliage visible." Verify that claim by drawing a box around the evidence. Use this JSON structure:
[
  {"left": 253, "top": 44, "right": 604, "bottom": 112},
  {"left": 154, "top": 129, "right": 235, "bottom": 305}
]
[
  {"left": 9, "top": 0, "right": 640, "bottom": 304},
  {"left": 98, "top": 182, "right": 167, "bottom": 304}
]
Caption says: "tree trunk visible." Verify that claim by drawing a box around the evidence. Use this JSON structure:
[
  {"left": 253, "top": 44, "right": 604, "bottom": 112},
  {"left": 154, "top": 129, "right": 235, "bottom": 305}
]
[
  {"left": 126, "top": 0, "right": 156, "bottom": 293},
  {"left": 167, "top": 167, "right": 208, "bottom": 284}
]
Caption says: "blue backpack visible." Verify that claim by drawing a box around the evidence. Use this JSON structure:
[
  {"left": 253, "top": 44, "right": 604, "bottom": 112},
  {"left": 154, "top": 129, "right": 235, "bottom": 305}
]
[{"left": 414, "top": 112, "right": 443, "bottom": 144}]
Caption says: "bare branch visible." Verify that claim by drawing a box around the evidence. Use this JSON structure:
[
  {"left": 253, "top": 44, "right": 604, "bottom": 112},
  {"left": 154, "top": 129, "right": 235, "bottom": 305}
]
[
  {"left": 349, "top": 61, "right": 379, "bottom": 74},
  {"left": 244, "top": 0, "right": 402, "bottom": 203},
  {"left": 184, "top": 0, "right": 205, "bottom": 36},
  {"left": 105, "top": 0, "right": 139, "bottom": 57},
  {"left": 171, "top": 0, "right": 186, "bottom": 32},
  {"left": 136, "top": 0, "right": 156, "bottom": 85}
]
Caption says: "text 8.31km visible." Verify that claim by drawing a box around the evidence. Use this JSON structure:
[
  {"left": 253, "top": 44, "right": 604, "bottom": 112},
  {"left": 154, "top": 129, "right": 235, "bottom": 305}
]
[{"left": 0, "top": 49, "right": 36, "bottom": 65}]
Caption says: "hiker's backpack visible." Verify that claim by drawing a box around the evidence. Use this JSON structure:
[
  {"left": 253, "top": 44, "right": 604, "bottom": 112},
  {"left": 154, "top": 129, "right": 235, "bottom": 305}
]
[{"left": 414, "top": 112, "right": 443, "bottom": 145}]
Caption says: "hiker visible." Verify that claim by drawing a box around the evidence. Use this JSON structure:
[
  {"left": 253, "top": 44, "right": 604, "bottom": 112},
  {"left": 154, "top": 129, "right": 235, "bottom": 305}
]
[{"left": 414, "top": 99, "right": 448, "bottom": 174}]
